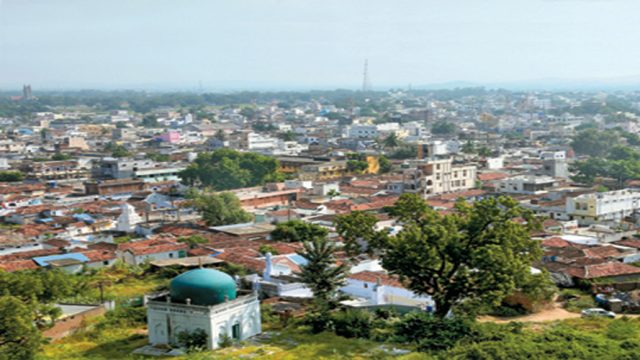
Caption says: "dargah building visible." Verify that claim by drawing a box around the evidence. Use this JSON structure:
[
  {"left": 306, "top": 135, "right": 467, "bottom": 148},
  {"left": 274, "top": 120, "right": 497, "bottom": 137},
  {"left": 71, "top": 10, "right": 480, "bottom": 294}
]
[{"left": 146, "top": 268, "right": 261, "bottom": 349}]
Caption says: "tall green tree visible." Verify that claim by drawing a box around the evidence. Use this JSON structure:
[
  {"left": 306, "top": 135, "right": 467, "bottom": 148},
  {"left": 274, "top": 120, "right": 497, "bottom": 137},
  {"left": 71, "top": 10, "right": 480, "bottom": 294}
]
[
  {"left": 382, "top": 133, "right": 400, "bottom": 149},
  {"left": 141, "top": 114, "right": 159, "bottom": 128},
  {"left": 461, "top": 140, "right": 475, "bottom": 154},
  {"left": 187, "top": 190, "right": 253, "bottom": 226},
  {"left": 378, "top": 155, "right": 392, "bottom": 174},
  {"left": 347, "top": 160, "right": 369, "bottom": 174},
  {"left": 0, "top": 296, "right": 42, "bottom": 360},
  {"left": 296, "top": 236, "right": 348, "bottom": 306},
  {"left": 431, "top": 121, "right": 456, "bottom": 135},
  {"left": 570, "top": 129, "right": 618, "bottom": 157},
  {"left": 373, "top": 194, "right": 542, "bottom": 318},
  {"left": 335, "top": 211, "right": 379, "bottom": 257},
  {"left": 271, "top": 220, "right": 328, "bottom": 243}
]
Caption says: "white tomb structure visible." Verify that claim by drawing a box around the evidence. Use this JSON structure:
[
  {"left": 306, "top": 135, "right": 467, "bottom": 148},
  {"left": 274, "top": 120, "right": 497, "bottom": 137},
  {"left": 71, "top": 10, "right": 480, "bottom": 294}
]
[
  {"left": 146, "top": 268, "right": 261, "bottom": 349},
  {"left": 116, "top": 203, "right": 143, "bottom": 232}
]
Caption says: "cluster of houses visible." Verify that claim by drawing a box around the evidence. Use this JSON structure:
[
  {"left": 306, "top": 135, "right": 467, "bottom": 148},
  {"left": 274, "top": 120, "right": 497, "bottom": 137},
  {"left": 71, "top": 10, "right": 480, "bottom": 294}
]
[{"left": 4, "top": 89, "right": 640, "bottom": 347}]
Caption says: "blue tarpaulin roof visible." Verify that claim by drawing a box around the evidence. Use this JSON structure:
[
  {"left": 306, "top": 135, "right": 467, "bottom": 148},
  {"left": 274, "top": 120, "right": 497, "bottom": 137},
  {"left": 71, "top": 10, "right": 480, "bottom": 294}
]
[
  {"left": 73, "top": 214, "right": 95, "bottom": 224},
  {"left": 287, "top": 254, "right": 308, "bottom": 266},
  {"left": 33, "top": 253, "right": 89, "bottom": 267}
]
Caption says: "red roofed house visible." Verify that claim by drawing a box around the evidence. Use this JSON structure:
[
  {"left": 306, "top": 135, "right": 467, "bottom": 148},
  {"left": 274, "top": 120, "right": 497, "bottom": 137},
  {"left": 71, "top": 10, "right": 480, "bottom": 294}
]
[
  {"left": 564, "top": 262, "right": 640, "bottom": 283},
  {"left": 117, "top": 235, "right": 188, "bottom": 266}
]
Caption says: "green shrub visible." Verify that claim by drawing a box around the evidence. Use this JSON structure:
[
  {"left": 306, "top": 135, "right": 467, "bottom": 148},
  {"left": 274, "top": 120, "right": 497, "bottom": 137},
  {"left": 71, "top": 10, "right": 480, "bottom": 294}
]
[
  {"left": 177, "top": 328, "right": 208, "bottom": 351},
  {"left": 100, "top": 306, "right": 146, "bottom": 328},
  {"left": 218, "top": 333, "right": 233, "bottom": 348},
  {"left": 304, "top": 310, "right": 333, "bottom": 334},
  {"left": 394, "top": 311, "right": 472, "bottom": 352},
  {"left": 332, "top": 309, "right": 373, "bottom": 339},
  {"left": 490, "top": 304, "right": 527, "bottom": 317}
]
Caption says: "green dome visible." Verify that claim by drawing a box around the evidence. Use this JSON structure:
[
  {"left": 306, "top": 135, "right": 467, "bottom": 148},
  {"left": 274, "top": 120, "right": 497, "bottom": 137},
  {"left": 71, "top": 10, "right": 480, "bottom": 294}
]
[{"left": 169, "top": 268, "right": 237, "bottom": 306}]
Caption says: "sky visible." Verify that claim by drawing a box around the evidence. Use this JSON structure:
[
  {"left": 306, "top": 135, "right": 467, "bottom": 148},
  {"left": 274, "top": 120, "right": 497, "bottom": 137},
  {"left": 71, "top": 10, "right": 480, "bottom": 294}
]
[{"left": 1, "top": 0, "right": 640, "bottom": 91}]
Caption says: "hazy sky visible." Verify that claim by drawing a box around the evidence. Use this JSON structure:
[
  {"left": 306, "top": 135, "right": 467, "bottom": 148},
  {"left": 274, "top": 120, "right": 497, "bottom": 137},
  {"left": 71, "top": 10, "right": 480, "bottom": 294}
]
[{"left": 2, "top": 0, "right": 640, "bottom": 90}]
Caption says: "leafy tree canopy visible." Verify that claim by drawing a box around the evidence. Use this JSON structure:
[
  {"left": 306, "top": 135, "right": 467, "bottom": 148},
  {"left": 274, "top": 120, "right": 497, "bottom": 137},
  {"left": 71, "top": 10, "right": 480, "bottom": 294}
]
[
  {"left": 372, "top": 194, "right": 543, "bottom": 318},
  {"left": 431, "top": 121, "right": 457, "bottom": 135},
  {"left": 271, "top": 220, "right": 328, "bottom": 243},
  {"left": 187, "top": 190, "right": 253, "bottom": 226},
  {"left": 0, "top": 170, "right": 24, "bottom": 182},
  {"left": 180, "top": 149, "right": 282, "bottom": 191}
]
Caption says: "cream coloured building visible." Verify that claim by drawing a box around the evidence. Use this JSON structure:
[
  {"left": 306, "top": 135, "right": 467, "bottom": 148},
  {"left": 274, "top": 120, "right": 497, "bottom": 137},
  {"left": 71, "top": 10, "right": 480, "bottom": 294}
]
[{"left": 390, "top": 158, "right": 476, "bottom": 197}]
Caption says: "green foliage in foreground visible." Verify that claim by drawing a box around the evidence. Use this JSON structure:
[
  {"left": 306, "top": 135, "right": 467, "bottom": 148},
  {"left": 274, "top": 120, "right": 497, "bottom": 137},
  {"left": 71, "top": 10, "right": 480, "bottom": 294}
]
[{"left": 38, "top": 313, "right": 640, "bottom": 360}]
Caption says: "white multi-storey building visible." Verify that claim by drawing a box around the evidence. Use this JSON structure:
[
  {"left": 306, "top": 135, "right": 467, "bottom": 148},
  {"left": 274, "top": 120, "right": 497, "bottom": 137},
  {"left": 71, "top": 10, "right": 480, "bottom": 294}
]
[
  {"left": 343, "top": 125, "right": 378, "bottom": 139},
  {"left": 566, "top": 189, "right": 640, "bottom": 225},
  {"left": 496, "top": 175, "right": 556, "bottom": 195}
]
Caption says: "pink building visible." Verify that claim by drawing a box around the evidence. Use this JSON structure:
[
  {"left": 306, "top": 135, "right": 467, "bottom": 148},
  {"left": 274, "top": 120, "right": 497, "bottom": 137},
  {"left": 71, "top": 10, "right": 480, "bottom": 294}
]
[{"left": 158, "top": 130, "right": 181, "bottom": 143}]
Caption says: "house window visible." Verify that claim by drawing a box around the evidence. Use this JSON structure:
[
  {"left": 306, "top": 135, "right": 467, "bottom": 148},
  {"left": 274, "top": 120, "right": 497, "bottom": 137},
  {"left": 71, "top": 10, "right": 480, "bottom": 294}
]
[
  {"left": 103, "top": 261, "right": 109, "bottom": 265},
  {"left": 169, "top": 253, "right": 174, "bottom": 258},
  {"left": 364, "top": 283, "right": 368, "bottom": 288}
]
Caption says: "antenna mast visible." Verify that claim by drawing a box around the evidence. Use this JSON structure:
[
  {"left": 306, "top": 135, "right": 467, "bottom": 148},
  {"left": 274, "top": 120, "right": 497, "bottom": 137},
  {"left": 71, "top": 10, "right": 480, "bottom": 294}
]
[{"left": 362, "top": 59, "right": 372, "bottom": 92}]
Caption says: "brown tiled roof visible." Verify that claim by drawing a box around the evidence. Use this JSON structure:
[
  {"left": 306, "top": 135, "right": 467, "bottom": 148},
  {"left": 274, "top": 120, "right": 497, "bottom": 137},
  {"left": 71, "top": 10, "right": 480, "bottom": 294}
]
[
  {"left": 565, "top": 262, "right": 640, "bottom": 279},
  {"left": 88, "top": 242, "right": 118, "bottom": 251},
  {"left": 615, "top": 239, "right": 640, "bottom": 249},
  {"left": 43, "top": 238, "right": 71, "bottom": 248},
  {"left": 15, "top": 224, "right": 55, "bottom": 238},
  {"left": 119, "top": 235, "right": 188, "bottom": 256},
  {"left": 0, "top": 248, "right": 62, "bottom": 261},
  {"left": 348, "top": 271, "right": 404, "bottom": 288},
  {"left": 214, "top": 251, "right": 265, "bottom": 273},
  {"left": 583, "top": 246, "right": 623, "bottom": 259},
  {"left": 351, "top": 196, "right": 399, "bottom": 212}
]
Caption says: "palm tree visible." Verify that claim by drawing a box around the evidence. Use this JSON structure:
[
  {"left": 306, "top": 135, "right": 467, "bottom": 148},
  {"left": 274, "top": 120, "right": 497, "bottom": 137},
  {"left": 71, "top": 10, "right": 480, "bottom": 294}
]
[
  {"left": 296, "top": 236, "right": 348, "bottom": 305},
  {"left": 382, "top": 133, "right": 400, "bottom": 149}
]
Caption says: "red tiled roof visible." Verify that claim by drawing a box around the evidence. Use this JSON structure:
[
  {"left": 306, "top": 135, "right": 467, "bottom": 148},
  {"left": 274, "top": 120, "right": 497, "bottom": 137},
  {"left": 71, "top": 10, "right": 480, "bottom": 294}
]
[
  {"left": 583, "top": 246, "right": 623, "bottom": 259},
  {"left": 80, "top": 250, "right": 117, "bottom": 262},
  {"left": 0, "top": 260, "right": 38, "bottom": 272},
  {"left": 541, "top": 237, "right": 572, "bottom": 248},
  {"left": 478, "top": 172, "right": 509, "bottom": 181}
]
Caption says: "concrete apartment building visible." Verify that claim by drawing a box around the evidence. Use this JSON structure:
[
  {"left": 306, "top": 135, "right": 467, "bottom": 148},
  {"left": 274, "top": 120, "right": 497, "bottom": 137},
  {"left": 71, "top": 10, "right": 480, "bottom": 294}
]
[
  {"left": 390, "top": 158, "right": 476, "bottom": 197},
  {"left": 566, "top": 189, "right": 640, "bottom": 225}
]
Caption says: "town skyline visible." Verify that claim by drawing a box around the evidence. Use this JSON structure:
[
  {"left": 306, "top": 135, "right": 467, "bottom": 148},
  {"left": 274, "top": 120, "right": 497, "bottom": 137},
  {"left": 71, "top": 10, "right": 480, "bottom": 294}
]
[{"left": 3, "top": 0, "right": 640, "bottom": 90}]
